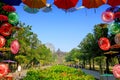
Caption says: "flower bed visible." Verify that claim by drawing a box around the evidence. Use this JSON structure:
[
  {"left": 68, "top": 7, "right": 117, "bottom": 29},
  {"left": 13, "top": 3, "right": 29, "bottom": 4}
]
[{"left": 23, "top": 65, "right": 95, "bottom": 80}]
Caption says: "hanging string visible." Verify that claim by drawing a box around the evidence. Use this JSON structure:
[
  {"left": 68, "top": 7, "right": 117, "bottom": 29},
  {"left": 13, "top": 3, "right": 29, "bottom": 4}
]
[{"left": 85, "top": 8, "right": 87, "bottom": 16}]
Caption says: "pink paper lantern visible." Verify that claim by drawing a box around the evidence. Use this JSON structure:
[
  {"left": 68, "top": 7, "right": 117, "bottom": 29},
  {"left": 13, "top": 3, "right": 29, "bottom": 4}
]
[
  {"left": 98, "top": 37, "right": 110, "bottom": 51},
  {"left": 113, "top": 64, "right": 120, "bottom": 78},
  {"left": 0, "top": 36, "right": 6, "bottom": 48},
  {"left": 0, "top": 63, "right": 8, "bottom": 77},
  {"left": 101, "top": 11, "right": 114, "bottom": 22},
  {"left": 10, "top": 40, "right": 20, "bottom": 54}
]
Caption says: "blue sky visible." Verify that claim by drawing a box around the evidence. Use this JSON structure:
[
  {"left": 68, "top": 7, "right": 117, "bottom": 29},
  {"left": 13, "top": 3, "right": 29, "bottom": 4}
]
[{"left": 14, "top": 1, "right": 110, "bottom": 52}]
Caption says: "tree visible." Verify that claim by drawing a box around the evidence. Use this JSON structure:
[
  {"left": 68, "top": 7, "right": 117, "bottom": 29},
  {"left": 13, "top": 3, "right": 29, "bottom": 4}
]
[
  {"left": 78, "top": 33, "right": 97, "bottom": 69},
  {"left": 12, "top": 22, "right": 53, "bottom": 68}
]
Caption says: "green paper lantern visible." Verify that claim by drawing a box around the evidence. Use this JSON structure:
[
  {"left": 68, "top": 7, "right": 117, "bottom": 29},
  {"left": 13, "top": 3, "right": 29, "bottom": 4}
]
[
  {"left": 8, "top": 12, "right": 19, "bottom": 25},
  {"left": 108, "top": 22, "right": 120, "bottom": 35}
]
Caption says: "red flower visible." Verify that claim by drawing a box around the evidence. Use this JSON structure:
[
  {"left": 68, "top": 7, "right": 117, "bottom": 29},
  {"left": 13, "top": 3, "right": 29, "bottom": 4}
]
[
  {"left": 2, "top": 5, "right": 16, "bottom": 12},
  {"left": 0, "top": 23, "right": 12, "bottom": 36},
  {"left": 0, "top": 15, "right": 8, "bottom": 21}
]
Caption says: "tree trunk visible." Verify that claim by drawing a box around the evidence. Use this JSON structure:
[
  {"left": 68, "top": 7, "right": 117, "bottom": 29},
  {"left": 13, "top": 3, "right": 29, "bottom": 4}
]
[
  {"left": 92, "top": 58, "right": 95, "bottom": 70},
  {"left": 89, "top": 58, "right": 92, "bottom": 70},
  {"left": 83, "top": 60, "right": 86, "bottom": 68},
  {"left": 117, "top": 57, "right": 120, "bottom": 64},
  {"left": 99, "top": 59, "right": 103, "bottom": 74},
  {"left": 105, "top": 55, "right": 110, "bottom": 73}
]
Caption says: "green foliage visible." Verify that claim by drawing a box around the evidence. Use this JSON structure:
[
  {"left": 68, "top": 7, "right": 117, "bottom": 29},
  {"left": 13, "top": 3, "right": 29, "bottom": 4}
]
[
  {"left": 93, "top": 24, "right": 108, "bottom": 39},
  {"left": 65, "top": 48, "right": 80, "bottom": 62},
  {"left": 23, "top": 65, "right": 95, "bottom": 80},
  {"left": 12, "top": 22, "right": 54, "bottom": 66},
  {"left": 15, "top": 55, "right": 28, "bottom": 64},
  {"left": 94, "top": 56, "right": 106, "bottom": 65},
  {"left": 23, "top": 69, "right": 41, "bottom": 80}
]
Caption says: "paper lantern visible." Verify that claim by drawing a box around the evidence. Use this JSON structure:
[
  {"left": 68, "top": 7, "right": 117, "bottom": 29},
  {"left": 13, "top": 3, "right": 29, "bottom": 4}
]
[
  {"left": 10, "top": 40, "right": 20, "bottom": 54},
  {"left": 8, "top": 12, "right": 19, "bottom": 25},
  {"left": 101, "top": 11, "right": 114, "bottom": 22},
  {"left": 22, "top": 0, "right": 46, "bottom": 8},
  {"left": 1, "top": 0, "right": 22, "bottom": 6},
  {"left": 108, "top": 22, "right": 120, "bottom": 35},
  {"left": 0, "top": 15, "right": 8, "bottom": 21},
  {"left": 114, "top": 12, "right": 120, "bottom": 22},
  {"left": 98, "top": 37, "right": 110, "bottom": 51},
  {"left": 0, "top": 36, "right": 6, "bottom": 48},
  {"left": 42, "top": 4, "right": 52, "bottom": 13},
  {"left": 54, "top": 0, "right": 78, "bottom": 10},
  {"left": 2, "top": 5, "right": 16, "bottom": 12},
  {"left": 0, "top": 23, "right": 12, "bottom": 36},
  {"left": 82, "top": 0, "right": 106, "bottom": 9},
  {"left": 23, "top": 5, "right": 39, "bottom": 14},
  {"left": 0, "top": 63, "right": 8, "bottom": 77},
  {"left": 113, "top": 64, "right": 120, "bottom": 78},
  {"left": 106, "top": 7, "right": 120, "bottom": 13},
  {"left": 115, "top": 12, "right": 120, "bottom": 18},
  {"left": 114, "top": 33, "right": 120, "bottom": 44}
]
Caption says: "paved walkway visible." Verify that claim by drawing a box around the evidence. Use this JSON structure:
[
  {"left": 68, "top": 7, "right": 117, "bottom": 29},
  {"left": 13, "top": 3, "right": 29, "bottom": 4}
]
[
  {"left": 81, "top": 69, "right": 116, "bottom": 80},
  {"left": 11, "top": 65, "right": 52, "bottom": 80}
]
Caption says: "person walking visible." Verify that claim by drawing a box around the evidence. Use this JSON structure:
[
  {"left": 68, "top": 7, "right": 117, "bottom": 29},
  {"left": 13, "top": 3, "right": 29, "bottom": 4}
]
[{"left": 17, "top": 65, "right": 21, "bottom": 76}]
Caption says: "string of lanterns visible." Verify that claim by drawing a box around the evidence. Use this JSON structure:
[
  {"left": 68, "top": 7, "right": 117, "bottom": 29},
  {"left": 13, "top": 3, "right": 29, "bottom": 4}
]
[
  {"left": 98, "top": 6, "right": 120, "bottom": 79},
  {"left": 0, "top": 0, "right": 120, "bottom": 14},
  {"left": 0, "top": 1, "right": 20, "bottom": 77}
]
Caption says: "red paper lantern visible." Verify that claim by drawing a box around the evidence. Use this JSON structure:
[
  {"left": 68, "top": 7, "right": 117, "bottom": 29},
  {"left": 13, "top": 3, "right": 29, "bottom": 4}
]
[
  {"left": 10, "top": 40, "right": 20, "bottom": 54},
  {"left": 101, "top": 11, "right": 114, "bottom": 22},
  {"left": 0, "top": 63, "right": 8, "bottom": 77},
  {"left": 54, "top": 0, "right": 78, "bottom": 10},
  {"left": 113, "top": 64, "right": 120, "bottom": 78},
  {"left": 2, "top": 5, "right": 16, "bottom": 12},
  {"left": 98, "top": 37, "right": 110, "bottom": 51},
  {"left": 0, "top": 23, "right": 12, "bottom": 36},
  {"left": 115, "top": 12, "right": 120, "bottom": 19},
  {"left": 0, "top": 15, "right": 8, "bottom": 21},
  {"left": 0, "top": 36, "right": 6, "bottom": 48}
]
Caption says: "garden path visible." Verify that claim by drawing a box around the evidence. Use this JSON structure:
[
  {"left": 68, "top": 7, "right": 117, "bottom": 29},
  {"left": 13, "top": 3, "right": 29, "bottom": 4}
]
[
  {"left": 11, "top": 65, "right": 51, "bottom": 80},
  {"left": 81, "top": 69, "right": 116, "bottom": 80}
]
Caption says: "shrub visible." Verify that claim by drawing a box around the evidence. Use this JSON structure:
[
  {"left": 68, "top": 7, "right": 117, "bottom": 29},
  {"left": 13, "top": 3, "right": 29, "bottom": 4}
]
[{"left": 23, "top": 65, "right": 95, "bottom": 80}]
